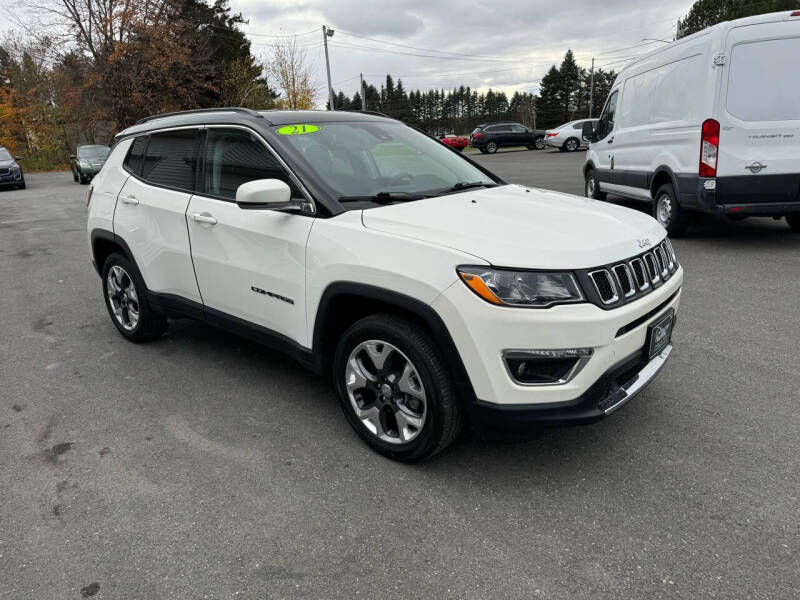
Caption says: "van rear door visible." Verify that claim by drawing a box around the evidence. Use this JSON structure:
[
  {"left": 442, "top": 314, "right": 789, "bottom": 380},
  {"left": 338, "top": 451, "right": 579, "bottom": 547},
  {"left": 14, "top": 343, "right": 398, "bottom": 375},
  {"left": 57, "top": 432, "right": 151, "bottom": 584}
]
[{"left": 716, "top": 16, "right": 800, "bottom": 207}]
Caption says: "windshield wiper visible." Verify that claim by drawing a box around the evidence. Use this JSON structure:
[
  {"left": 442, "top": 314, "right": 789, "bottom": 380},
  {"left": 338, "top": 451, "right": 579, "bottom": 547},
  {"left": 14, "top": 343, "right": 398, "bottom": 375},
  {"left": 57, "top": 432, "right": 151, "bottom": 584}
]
[
  {"left": 338, "top": 191, "right": 431, "bottom": 205},
  {"left": 430, "top": 181, "right": 500, "bottom": 196}
]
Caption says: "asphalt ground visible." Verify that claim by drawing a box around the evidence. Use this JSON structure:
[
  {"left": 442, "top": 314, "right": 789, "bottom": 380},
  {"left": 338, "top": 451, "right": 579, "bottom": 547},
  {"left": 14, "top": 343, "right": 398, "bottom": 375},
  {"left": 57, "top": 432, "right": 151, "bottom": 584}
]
[{"left": 1, "top": 155, "right": 798, "bottom": 599}]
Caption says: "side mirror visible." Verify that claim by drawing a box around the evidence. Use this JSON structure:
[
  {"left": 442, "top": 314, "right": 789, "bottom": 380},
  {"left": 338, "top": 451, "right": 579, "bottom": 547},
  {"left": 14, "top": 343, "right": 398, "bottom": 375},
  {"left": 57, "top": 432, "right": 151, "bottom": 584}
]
[
  {"left": 582, "top": 121, "right": 596, "bottom": 143},
  {"left": 235, "top": 179, "right": 294, "bottom": 209},
  {"left": 15, "top": 155, "right": 22, "bottom": 161}
]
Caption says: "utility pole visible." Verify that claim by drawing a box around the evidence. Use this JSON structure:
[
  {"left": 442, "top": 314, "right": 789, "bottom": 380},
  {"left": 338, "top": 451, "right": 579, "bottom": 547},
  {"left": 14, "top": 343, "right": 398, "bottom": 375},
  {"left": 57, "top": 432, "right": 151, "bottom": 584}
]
[
  {"left": 360, "top": 73, "right": 366, "bottom": 111},
  {"left": 322, "top": 25, "right": 335, "bottom": 110},
  {"left": 588, "top": 57, "right": 595, "bottom": 118}
]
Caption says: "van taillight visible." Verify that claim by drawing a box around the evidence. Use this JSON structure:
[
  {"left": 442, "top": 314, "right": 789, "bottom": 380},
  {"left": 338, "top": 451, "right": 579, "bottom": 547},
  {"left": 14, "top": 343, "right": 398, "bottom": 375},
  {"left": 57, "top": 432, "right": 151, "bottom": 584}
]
[{"left": 699, "top": 119, "right": 719, "bottom": 178}]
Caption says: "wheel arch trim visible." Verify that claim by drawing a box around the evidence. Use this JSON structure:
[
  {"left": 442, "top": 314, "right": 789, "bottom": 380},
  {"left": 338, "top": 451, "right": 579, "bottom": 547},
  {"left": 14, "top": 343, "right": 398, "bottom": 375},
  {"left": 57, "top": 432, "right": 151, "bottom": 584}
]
[{"left": 312, "top": 282, "right": 476, "bottom": 397}]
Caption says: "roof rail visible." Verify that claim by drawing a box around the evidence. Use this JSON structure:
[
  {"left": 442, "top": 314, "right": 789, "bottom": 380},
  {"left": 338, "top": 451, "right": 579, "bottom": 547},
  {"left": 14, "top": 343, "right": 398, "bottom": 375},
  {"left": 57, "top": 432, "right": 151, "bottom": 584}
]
[
  {"left": 134, "top": 107, "right": 268, "bottom": 125},
  {"left": 345, "top": 109, "right": 394, "bottom": 119}
]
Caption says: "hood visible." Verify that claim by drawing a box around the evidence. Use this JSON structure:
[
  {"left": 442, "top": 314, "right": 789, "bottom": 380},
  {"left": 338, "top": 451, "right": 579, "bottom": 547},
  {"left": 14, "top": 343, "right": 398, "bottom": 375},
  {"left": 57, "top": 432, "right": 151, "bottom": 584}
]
[
  {"left": 361, "top": 184, "right": 665, "bottom": 269},
  {"left": 0, "top": 159, "right": 16, "bottom": 168}
]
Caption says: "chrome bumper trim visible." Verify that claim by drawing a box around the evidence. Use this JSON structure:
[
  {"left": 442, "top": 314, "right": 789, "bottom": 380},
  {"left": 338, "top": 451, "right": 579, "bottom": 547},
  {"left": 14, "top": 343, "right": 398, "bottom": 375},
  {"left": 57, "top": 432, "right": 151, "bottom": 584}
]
[{"left": 604, "top": 344, "right": 673, "bottom": 415}]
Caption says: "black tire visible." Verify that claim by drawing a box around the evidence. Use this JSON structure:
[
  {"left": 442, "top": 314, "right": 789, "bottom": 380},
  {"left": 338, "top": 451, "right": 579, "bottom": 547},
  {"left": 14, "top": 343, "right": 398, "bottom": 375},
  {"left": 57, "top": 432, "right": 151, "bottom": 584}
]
[
  {"left": 333, "top": 314, "right": 463, "bottom": 462},
  {"left": 479, "top": 147, "right": 488, "bottom": 154},
  {"left": 485, "top": 140, "right": 498, "bottom": 154},
  {"left": 653, "top": 183, "right": 691, "bottom": 237},
  {"left": 18, "top": 179, "right": 26, "bottom": 190},
  {"left": 456, "top": 147, "right": 464, "bottom": 152},
  {"left": 564, "top": 137, "right": 580, "bottom": 152},
  {"left": 101, "top": 253, "right": 167, "bottom": 342},
  {"left": 786, "top": 214, "right": 800, "bottom": 232},
  {"left": 584, "top": 168, "right": 607, "bottom": 201},
  {"left": 79, "top": 174, "right": 87, "bottom": 185},
  {"left": 73, "top": 171, "right": 79, "bottom": 183}
]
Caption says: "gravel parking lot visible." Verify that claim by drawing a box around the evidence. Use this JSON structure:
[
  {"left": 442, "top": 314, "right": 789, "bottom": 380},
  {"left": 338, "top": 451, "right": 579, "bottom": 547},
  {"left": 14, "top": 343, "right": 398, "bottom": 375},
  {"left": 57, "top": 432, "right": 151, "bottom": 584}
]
[{"left": 2, "top": 154, "right": 799, "bottom": 599}]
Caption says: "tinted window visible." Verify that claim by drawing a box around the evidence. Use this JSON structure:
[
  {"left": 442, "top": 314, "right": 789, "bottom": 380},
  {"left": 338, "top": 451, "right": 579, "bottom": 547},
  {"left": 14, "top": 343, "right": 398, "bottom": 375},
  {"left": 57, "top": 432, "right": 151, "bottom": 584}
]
[
  {"left": 203, "top": 128, "right": 298, "bottom": 201},
  {"left": 78, "top": 146, "right": 110, "bottom": 159},
  {"left": 727, "top": 37, "right": 800, "bottom": 121},
  {"left": 125, "top": 137, "right": 147, "bottom": 176},
  {"left": 141, "top": 130, "right": 199, "bottom": 191},
  {"left": 573, "top": 122, "right": 584, "bottom": 130},
  {"left": 595, "top": 91, "right": 618, "bottom": 140},
  {"left": 510, "top": 124, "right": 527, "bottom": 132}
]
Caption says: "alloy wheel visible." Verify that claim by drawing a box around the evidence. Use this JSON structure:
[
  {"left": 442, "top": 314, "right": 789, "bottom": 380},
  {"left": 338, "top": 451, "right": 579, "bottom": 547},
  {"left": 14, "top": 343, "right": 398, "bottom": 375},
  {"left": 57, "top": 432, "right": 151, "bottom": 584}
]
[
  {"left": 566, "top": 139, "right": 578, "bottom": 151},
  {"left": 344, "top": 340, "right": 427, "bottom": 444},
  {"left": 534, "top": 137, "right": 545, "bottom": 150},
  {"left": 586, "top": 175, "right": 595, "bottom": 198},
  {"left": 106, "top": 265, "right": 140, "bottom": 331}
]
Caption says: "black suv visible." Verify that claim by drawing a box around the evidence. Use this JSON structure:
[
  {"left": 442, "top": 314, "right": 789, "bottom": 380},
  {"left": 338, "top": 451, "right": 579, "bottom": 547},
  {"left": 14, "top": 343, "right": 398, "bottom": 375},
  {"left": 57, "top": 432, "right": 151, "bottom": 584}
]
[
  {"left": 469, "top": 122, "right": 546, "bottom": 154},
  {"left": 0, "top": 147, "right": 25, "bottom": 190}
]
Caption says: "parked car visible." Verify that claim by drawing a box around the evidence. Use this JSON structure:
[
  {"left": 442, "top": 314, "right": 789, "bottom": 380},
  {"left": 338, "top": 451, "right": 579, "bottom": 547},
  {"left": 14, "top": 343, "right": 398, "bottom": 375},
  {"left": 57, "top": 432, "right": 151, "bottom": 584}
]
[
  {"left": 0, "top": 147, "right": 25, "bottom": 190},
  {"left": 438, "top": 133, "right": 468, "bottom": 152},
  {"left": 584, "top": 10, "right": 800, "bottom": 236},
  {"left": 88, "top": 108, "right": 682, "bottom": 461},
  {"left": 71, "top": 144, "right": 111, "bottom": 184},
  {"left": 469, "top": 121, "right": 547, "bottom": 153},
  {"left": 545, "top": 119, "right": 598, "bottom": 152}
]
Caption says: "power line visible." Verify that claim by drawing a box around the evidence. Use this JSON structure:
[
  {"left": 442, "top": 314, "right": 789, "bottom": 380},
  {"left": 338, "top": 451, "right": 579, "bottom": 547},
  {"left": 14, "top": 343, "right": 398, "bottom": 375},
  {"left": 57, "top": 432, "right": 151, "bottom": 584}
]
[
  {"left": 336, "top": 30, "right": 518, "bottom": 61},
  {"left": 244, "top": 28, "right": 319, "bottom": 38},
  {"left": 331, "top": 40, "right": 523, "bottom": 63}
]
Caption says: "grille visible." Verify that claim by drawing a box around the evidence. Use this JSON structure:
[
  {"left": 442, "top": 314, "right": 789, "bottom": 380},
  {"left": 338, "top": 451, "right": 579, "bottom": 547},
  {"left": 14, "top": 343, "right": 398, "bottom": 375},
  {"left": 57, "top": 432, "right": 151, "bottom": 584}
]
[
  {"left": 643, "top": 252, "right": 660, "bottom": 284},
  {"left": 629, "top": 258, "right": 649, "bottom": 290},
  {"left": 581, "top": 240, "right": 678, "bottom": 308},
  {"left": 612, "top": 264, "right": 635, "bottom": 297},
  {"left": 589, "top": 269, "right": 618, "bottom": 304},
  {"left": 0, "top": 168, "right": 9, "bottom": 176}
]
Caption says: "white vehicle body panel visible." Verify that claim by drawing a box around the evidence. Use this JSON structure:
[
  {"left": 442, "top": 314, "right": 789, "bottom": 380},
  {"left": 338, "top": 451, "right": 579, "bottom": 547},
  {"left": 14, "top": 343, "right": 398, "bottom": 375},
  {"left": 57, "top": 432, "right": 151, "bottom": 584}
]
[{"left": 585, "top": 11, "right": 800, "bottom": 213}]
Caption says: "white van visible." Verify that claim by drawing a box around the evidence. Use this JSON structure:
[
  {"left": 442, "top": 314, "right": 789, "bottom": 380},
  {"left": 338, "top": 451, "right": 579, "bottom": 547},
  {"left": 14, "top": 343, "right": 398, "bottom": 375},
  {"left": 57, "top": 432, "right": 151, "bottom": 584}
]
[{"left": 583, "top": 10, "right": 800, "bottom": 235}]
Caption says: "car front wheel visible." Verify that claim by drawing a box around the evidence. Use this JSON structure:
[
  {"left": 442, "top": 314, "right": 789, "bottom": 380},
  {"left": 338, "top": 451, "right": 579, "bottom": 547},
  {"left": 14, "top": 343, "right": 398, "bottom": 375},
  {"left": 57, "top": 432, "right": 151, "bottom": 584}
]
[
  {"left": 584, "top": 168, "right": 607, "bottom": 200},
  {"left": 333, "top": 314, "right": 463, "bottom": 461}
]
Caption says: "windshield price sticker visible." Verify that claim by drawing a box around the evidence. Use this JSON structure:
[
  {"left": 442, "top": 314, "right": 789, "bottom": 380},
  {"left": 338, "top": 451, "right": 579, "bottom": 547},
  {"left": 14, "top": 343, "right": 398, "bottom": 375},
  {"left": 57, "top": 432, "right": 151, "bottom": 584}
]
[{"left": 277, "top": 124, "right": 320, "bottom": 135}]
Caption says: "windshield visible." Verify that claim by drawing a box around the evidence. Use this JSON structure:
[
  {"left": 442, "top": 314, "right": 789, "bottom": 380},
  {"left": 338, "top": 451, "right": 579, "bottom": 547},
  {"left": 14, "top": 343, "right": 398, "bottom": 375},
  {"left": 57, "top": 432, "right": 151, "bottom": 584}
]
[
  {"left": 276, "top": 121, "right": 497, "bottom": 208},
  {"left": 78, "top": 146, "right": 110, "bottom": 159},
  {"left": 0, "top": 149, "right": 12, "bottom": 161}
]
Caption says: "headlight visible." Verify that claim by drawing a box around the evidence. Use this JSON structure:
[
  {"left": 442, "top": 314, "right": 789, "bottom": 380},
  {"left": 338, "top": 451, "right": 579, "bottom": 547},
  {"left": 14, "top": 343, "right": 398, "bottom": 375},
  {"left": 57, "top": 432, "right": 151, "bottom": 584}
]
[{"left": 457, "top": 267, "right": 583, "bottom": 308}]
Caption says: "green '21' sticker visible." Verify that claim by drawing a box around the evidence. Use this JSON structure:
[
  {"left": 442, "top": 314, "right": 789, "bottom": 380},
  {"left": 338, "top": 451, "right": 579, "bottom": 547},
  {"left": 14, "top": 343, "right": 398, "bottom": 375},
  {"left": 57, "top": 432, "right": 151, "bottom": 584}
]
[{"left": 277, "top": 124, "right": 320, "bottom": 135}]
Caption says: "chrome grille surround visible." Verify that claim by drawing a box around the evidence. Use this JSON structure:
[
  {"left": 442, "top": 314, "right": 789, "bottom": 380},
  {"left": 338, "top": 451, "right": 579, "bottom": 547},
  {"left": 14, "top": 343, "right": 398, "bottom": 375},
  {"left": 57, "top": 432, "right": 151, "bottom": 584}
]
[{"left": 577, "top": 239, "right": 679, "bottom": 309}]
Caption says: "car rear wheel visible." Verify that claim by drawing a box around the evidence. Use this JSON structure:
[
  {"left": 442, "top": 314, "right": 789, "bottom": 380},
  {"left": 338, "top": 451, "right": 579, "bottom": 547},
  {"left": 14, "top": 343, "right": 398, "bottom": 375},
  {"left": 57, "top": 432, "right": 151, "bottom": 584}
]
[
  {"left": 532, "top": 136, "right": 545, "bottom": 150},
  {"left": 333, "top": 314, "right": 463, "bottom": 461},
  {"left": 786, "top": 214, "right": 800, "bottom": 232},
  {"left": 564, "top": 137, "right": 579, "bottom": 152},
  {"left": 102, "top": 253, "right": 167, "bottom": 342},
  {"left": 485, "top": 141, "right": 498, "bottom": 154},
  {"left": 584, "top": 168, "right": 607, "bottom": 201},
  {"left": 654, "top": 183, "right": 691, "bottom": 237}
]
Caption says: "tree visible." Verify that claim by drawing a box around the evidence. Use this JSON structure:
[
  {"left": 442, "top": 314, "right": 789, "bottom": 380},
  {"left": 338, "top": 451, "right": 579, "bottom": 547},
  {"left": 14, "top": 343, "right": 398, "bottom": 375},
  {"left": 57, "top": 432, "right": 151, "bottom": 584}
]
[
  {"left": 268, "top": 36, "right": 316, "bottom": 110},
  {"left": 536, "top": 65, "right": 562, "bottom": 128},
  {"left": 678, "top": 0, "right": 799, "bottom": 38}
]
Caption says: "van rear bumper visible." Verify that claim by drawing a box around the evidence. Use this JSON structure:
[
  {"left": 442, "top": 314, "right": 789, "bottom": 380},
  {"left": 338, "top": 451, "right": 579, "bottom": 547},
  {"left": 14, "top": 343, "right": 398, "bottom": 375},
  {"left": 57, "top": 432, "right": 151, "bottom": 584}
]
[{"left": 683, "top": 174, "right": 800, "bottom": 216}]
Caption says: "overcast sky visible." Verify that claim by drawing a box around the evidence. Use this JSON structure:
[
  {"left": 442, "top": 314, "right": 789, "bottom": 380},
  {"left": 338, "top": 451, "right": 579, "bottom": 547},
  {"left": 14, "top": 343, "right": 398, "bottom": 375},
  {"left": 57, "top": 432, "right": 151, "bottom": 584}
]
[{"left": 2, "top": 0, "right": 694, "bottom": 104}]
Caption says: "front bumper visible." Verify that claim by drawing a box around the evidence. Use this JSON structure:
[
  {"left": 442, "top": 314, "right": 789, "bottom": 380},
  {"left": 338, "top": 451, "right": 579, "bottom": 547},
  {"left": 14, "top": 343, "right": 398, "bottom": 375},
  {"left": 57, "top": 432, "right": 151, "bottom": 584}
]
[
  {"left": 431, "top": 268, "right": 682, "bottom": 425},
  {"left": 0, "top": 172, "right": 23, "bottom": 186}
]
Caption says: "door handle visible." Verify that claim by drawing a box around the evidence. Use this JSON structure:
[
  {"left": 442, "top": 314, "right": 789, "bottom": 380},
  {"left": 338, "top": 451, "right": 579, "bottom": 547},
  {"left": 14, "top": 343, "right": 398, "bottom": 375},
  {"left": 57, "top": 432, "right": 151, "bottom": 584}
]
[
  {"left": 121, "top": 195, "right": 139, "bottom": 205},
  {"left": 607, "top": 138, "right": 614, "bottom": 144},
  {"left": 191, "top": 213, "right": 217, "bottom": 225}
]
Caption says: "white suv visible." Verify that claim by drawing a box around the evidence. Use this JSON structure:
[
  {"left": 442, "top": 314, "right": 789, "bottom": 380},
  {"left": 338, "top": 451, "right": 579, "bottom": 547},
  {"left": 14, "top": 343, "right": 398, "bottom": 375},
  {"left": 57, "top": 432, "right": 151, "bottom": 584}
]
[{"left": 87, "top": 108, "right": 683, "bottom": 461}]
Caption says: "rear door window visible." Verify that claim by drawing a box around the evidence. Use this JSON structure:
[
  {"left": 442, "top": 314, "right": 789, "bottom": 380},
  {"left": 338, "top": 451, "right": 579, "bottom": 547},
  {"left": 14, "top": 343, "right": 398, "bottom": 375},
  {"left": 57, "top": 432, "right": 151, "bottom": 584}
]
[
  {"left": 727, "top": 37, "right": 800, "bottom": 121},
  {"left": 124, "top": 137, "right": 147, "bottom": 176},
  {"left": 141, "top": 129, "right": 200, "bottom": 191}
]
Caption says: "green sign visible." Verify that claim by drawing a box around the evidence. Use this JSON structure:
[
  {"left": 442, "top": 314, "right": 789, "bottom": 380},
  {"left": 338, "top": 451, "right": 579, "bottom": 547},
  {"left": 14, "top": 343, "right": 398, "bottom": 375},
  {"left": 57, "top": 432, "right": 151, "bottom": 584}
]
[{"left": 277, "top": 124, "right": 320, "bottom": 135}]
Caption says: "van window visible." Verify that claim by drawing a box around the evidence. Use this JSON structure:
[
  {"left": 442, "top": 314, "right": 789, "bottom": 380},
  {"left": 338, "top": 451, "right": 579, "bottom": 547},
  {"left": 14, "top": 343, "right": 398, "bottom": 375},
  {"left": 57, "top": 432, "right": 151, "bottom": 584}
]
[
  {"left": 202, "top": 128, "right": 298, "bottom": 201},
  {"left": 727, "top": 37, "right": 800, "bottom": 121},
  {"left": 595, "top": 91, "right": 618, "bottom": 140},
  {"left": 141, "top": 129, "right": 199, "bottom": 191}
]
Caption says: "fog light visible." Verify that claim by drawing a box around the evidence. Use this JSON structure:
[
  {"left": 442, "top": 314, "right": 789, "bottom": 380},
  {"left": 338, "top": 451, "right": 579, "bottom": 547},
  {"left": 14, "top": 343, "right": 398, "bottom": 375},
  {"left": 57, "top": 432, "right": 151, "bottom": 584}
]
[{"left": 503, "top": 348, "right": 593, "bottom": 385}]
